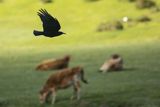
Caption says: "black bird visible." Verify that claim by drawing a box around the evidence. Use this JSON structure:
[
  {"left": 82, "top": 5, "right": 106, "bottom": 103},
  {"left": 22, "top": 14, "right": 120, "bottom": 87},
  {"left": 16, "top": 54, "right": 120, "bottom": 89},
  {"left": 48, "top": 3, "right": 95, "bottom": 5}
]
[{"left": 33, "top": 9, "right": 65, "bottom": 37}]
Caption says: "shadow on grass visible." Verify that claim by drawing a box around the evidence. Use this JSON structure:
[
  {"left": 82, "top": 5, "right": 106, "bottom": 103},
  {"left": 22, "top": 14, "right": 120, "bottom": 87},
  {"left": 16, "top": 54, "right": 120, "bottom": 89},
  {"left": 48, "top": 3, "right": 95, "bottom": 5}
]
[
  {"left": 0, "top": 98, "right": 8, "bottom": 107},
  {"left": 122, "top": 68, "right": 137, "bottom": 72},
  {"left": 97, "top": 67, "right": 137, "bottom": 74}
]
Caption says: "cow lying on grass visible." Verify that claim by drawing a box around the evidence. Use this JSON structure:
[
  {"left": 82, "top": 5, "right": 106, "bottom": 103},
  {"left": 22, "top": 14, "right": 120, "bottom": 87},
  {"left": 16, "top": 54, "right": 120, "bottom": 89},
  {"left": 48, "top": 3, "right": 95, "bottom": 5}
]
[
  {"left": 36, "top": 55, "right": 70, "bottom": 71},
  {"left": 99, "top": 54, "right": 123, "bottom": 73},
  {"left": 39, "top": 66, "right": 88, "bottom": 104}
]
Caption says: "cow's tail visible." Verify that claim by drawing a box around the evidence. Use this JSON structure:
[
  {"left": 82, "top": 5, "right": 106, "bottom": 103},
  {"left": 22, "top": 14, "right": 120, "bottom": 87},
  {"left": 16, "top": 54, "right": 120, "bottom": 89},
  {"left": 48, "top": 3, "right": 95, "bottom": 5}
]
[{"left": 80, "top": 69, "right": 88, "bottom": 84}]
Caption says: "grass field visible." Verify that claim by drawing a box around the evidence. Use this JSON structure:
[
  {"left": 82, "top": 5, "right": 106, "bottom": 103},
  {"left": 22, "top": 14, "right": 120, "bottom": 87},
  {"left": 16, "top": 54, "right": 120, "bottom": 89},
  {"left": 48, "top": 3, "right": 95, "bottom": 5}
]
[{"left": 0, "top": 0, "right": 160, "bottom": 107}]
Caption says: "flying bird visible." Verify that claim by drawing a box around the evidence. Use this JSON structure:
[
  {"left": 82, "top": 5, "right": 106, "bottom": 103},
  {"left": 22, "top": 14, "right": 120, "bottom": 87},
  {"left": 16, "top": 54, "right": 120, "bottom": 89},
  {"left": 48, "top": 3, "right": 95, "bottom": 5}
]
[{"left": 33, "top": 9, "right": 65, "bottom": 37}]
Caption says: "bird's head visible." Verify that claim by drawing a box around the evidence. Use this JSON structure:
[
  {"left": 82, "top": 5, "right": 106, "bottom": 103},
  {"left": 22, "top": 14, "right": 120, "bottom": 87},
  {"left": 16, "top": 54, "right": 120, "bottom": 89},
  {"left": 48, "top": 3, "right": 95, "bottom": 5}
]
[{"left": 59, "top": 31, "right": 66, "bottom": 35}]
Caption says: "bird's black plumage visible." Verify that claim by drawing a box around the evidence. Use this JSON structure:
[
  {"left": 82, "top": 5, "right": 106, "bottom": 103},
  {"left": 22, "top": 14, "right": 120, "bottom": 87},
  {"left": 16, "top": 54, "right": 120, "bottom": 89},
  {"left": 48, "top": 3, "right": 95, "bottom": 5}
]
[{"left": 33, "top": 9, "right": 65, "bottom": 37}]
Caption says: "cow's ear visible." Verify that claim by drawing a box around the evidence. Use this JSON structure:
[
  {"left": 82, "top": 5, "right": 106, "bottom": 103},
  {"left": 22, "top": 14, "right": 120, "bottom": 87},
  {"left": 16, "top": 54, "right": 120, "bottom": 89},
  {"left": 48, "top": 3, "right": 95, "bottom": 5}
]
[{"left": 64, "top": 55, "right": 71, "bottom": 61}]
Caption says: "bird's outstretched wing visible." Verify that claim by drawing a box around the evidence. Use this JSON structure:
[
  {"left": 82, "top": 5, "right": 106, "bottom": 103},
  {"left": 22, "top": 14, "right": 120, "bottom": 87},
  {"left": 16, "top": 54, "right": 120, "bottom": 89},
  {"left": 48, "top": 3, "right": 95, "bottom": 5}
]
[{"left": 37, "top": 9, "right": 61, "bottom": 32}]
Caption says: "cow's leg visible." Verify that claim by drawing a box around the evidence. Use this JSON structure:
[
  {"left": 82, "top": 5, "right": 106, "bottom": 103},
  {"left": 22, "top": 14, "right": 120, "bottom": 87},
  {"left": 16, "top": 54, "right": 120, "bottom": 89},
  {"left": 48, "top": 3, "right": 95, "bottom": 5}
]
[
  {"left": 39, "top": 92, "right": 49, "bottom": 104},
  {"left": 46, "top": 92, "right": 52, "bottom": 103},
  {"left": 71, "top": 81, "right": 81, "bottom": 100},
  {"left": 51, "top": 89, "right": 56, "bottom": 105}
]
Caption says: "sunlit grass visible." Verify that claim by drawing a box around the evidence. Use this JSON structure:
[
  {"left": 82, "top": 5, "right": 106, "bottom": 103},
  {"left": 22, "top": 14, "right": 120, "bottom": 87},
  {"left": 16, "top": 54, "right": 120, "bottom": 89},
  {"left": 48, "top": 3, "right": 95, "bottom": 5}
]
[{"left": 0, "top": 0, "right": 160, "bottom": 49}]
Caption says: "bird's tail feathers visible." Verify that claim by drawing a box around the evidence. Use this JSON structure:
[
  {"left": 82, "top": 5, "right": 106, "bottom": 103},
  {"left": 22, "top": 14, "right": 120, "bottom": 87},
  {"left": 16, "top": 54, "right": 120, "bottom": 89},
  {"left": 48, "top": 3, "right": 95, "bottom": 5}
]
[{"left": 33, "top": 30, "right": 44, "bottom": 36}]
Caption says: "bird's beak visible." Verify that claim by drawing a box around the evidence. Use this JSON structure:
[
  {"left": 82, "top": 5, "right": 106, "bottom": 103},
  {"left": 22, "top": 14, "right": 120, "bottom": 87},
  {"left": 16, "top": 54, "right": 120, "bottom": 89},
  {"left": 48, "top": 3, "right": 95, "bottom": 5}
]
[{"left": 63, "top": 32, "right": 66, "bottom": 34}]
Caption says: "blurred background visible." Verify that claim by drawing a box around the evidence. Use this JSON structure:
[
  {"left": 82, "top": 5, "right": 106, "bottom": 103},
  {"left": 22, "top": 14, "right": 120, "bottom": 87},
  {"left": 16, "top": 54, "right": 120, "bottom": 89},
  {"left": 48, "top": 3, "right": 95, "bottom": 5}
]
[
  {"left": 0, "top": 0, "right": 160, "bottom": 107},
  {"left": 0, "top": 0, "right": 159, "bottom": 49}
]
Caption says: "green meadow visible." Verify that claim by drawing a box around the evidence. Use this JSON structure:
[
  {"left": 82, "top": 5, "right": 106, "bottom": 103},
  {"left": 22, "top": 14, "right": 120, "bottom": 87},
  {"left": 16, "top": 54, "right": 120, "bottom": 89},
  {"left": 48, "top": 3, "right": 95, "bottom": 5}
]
[{"left": 0, "top": 0, "right": 160, "bottom": 107}]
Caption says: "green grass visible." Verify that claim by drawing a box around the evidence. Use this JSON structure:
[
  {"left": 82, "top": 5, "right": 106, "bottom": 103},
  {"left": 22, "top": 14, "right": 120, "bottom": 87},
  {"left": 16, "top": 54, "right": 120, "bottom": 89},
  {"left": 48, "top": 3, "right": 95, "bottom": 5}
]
[
  {"left": 0, "top": 0, "right": 160, "bottom": 47},
  {"left": 0, "top": 43, "right": 160, "bottom": 107},
  {"left": 0, "top": 0, "right": 160, "bottom": 107}
]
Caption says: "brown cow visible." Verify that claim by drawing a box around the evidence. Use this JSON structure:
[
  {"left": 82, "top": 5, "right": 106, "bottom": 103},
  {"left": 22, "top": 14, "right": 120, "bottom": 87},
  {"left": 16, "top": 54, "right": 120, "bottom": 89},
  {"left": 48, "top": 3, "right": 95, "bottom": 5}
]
[
  {"left": 99, "top": 54, "right": 123, "bottom": 73},
  {"left": 36, "top": 55, "right": 70, "bottom": 71},
  {"left": 39, "top": 66, "right": 88, "bottom": 104}
]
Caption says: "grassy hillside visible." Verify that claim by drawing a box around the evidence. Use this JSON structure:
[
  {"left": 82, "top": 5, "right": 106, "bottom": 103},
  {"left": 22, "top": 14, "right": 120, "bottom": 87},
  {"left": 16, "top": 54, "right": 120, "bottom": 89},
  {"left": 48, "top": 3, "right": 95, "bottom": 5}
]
[
  {"left": 0, "top": 0, "right": 160, "bottom": 48},
  {"left": 0, "top": 0, "right": 160, "bottom": 107}
]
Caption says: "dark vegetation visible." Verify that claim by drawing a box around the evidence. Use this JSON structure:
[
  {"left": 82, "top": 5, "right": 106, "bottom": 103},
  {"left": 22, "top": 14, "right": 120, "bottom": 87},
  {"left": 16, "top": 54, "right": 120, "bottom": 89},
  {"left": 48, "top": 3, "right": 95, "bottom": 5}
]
[
  {"left": 41, "top": 0, "right": 52, "bottom": 3},
  {"left": 97, "top": 21, "right": 123, "bottom": 32},
  {"left": 135, "top": 0, "right": 156, "bottom": 9},
  {"left": 86, "top": 0, "right": 100, "bottom": 2},
  {"left": 136, "top": 15, "right": 151, "bottom": 22}
]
